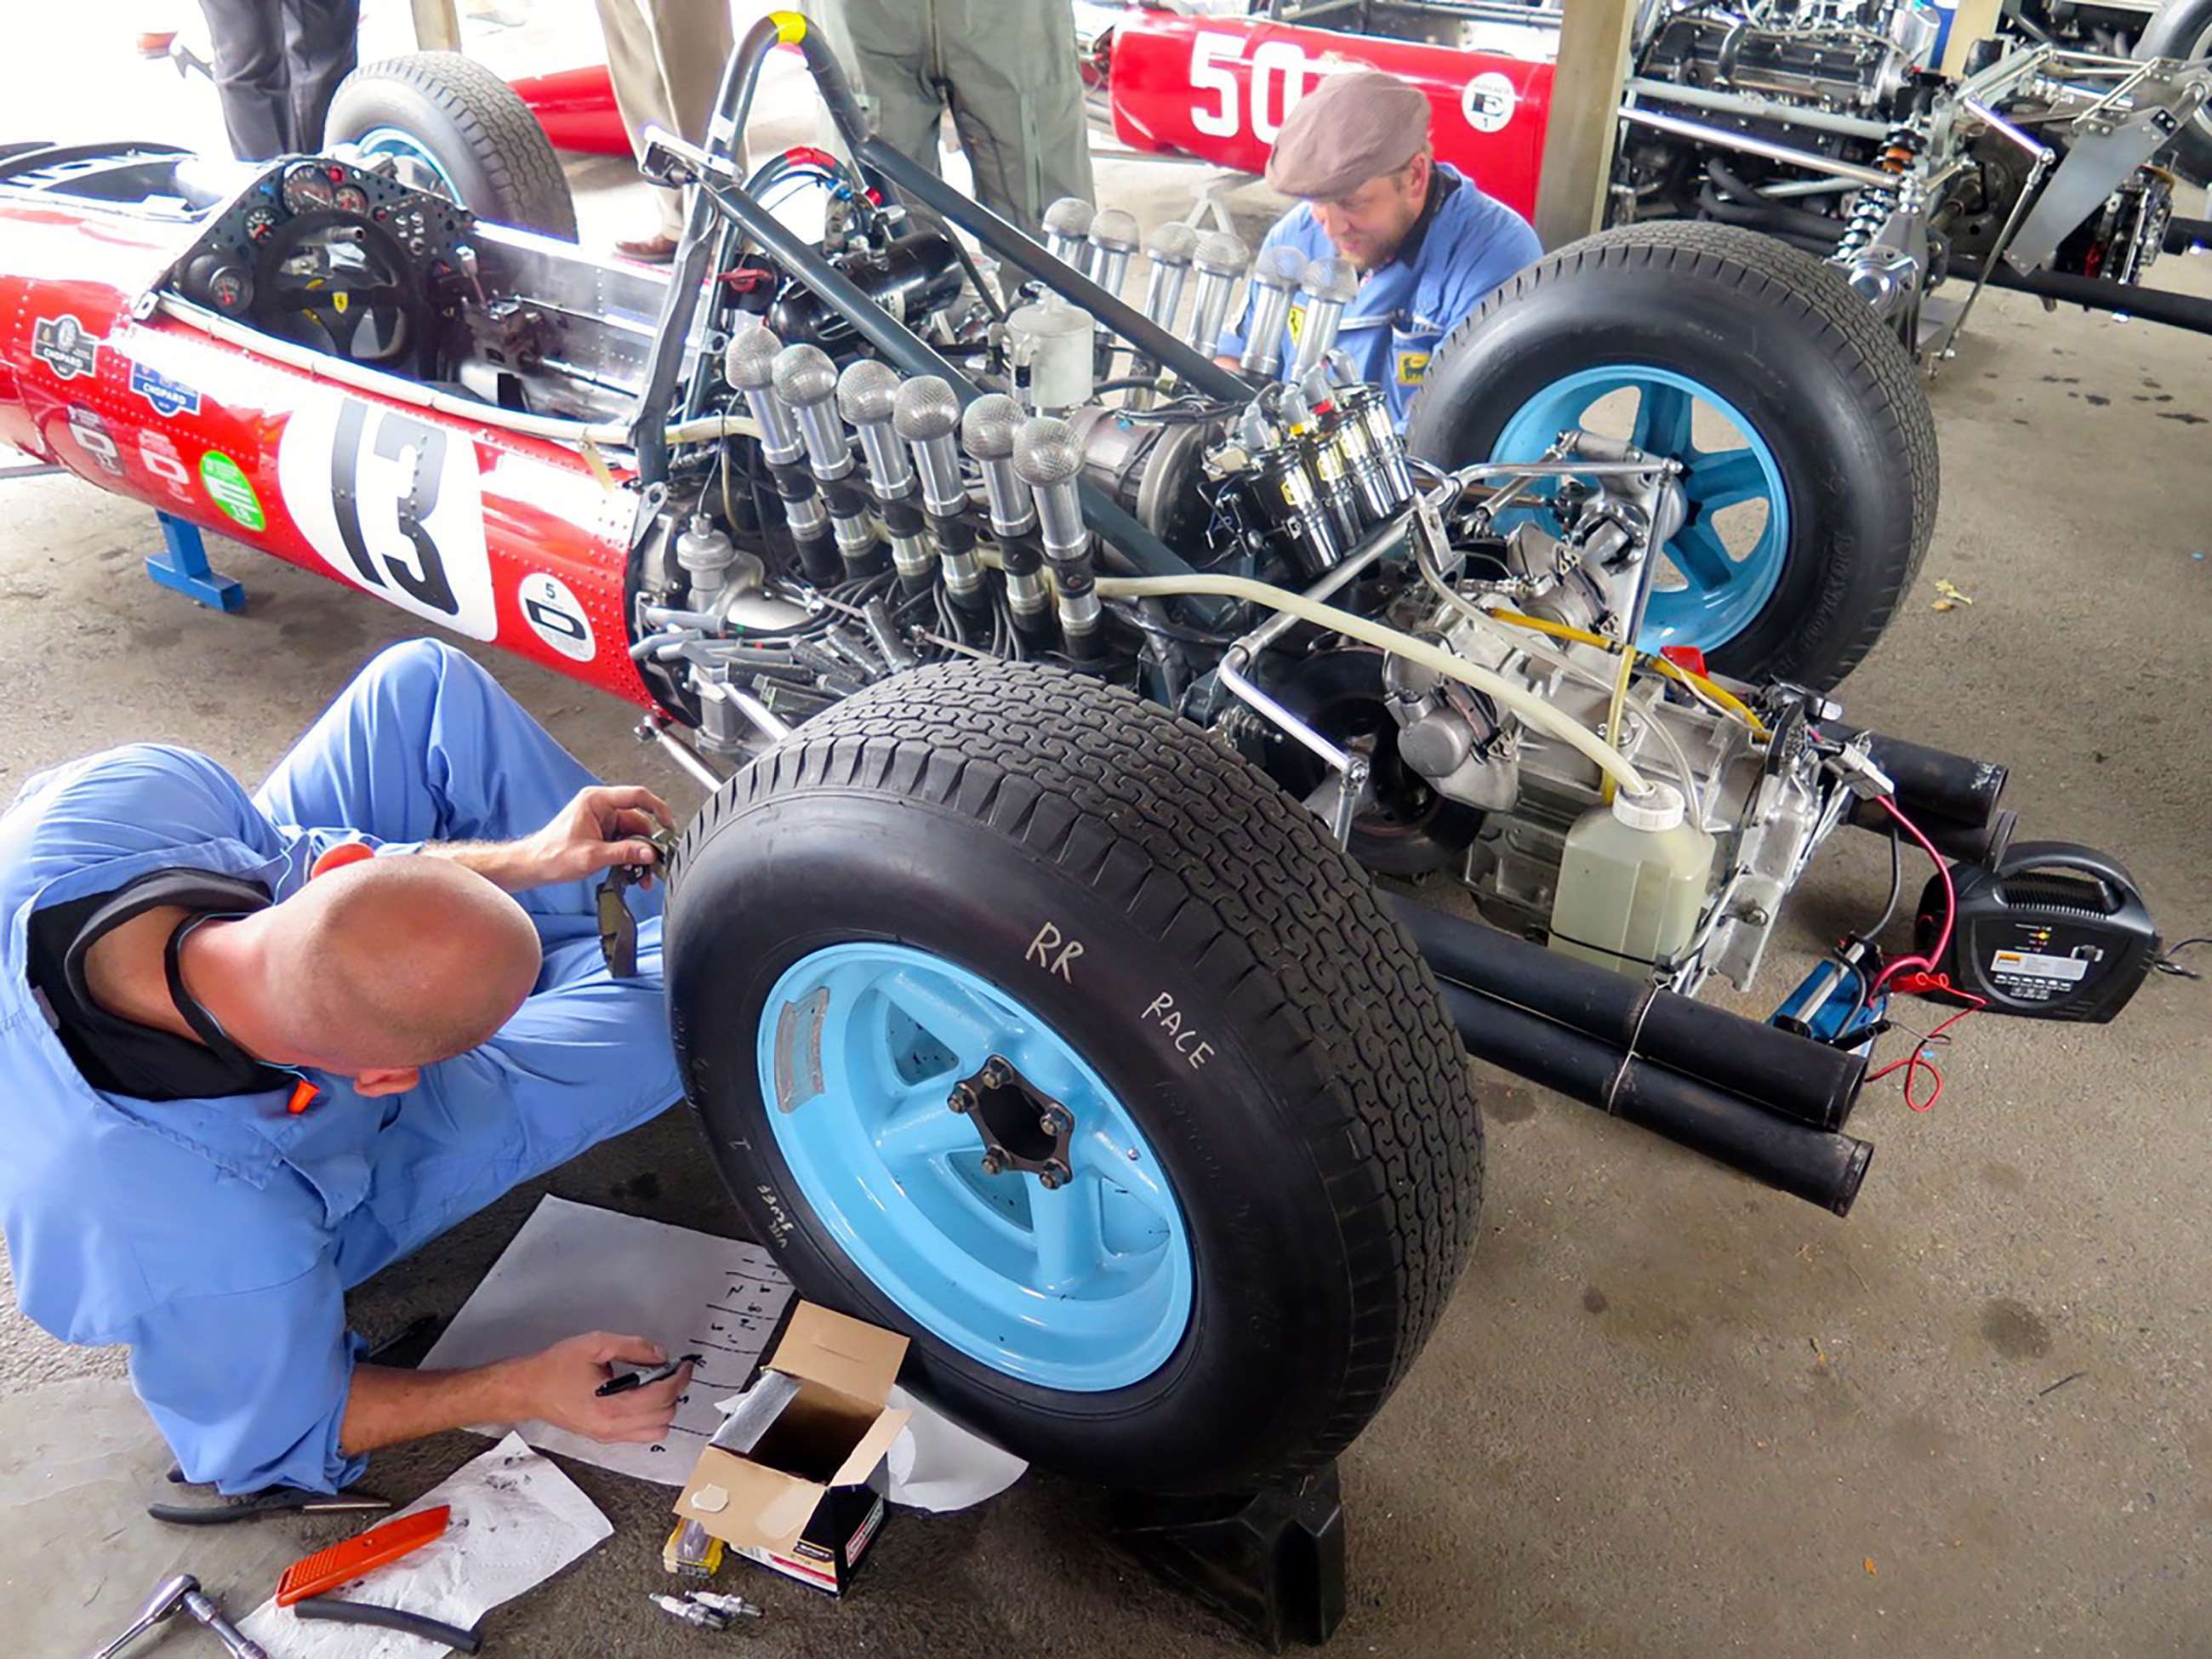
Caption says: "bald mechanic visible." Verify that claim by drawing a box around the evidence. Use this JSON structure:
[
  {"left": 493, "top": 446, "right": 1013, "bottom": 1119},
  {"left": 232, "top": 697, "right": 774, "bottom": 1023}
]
[
  {"left": 1217, "top": 69, "right": 1540, "bottom": 424},
  {"left": 0, "top": 640, "right": 694, "bottom": 1493}
]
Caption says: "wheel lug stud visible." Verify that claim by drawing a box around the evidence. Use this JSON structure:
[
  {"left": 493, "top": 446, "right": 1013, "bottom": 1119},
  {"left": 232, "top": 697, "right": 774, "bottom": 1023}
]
[{"left": 980, "top": 1152, "right": 1003, "bottom": 1176}]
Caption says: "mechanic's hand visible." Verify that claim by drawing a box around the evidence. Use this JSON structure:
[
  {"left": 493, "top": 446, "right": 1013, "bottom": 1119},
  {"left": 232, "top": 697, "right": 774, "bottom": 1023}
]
[
  {"left": 504, "top": 1332, "right": 693, "bottom": 1445},
  {"left": 516, "top": 785, "right": 676, "bottom": 887}
]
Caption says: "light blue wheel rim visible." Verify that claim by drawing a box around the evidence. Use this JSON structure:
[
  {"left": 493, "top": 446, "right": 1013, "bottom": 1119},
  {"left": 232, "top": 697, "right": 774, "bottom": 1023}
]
[
  {"left": 1491, "top": 364, "right": 1791, "bottom": 654},
  {"left": 352, "top": 125, "right": 462, "bottom": 202},
  {"left": 757, "top": 943, "right": 1194, "bottom": 1392}
]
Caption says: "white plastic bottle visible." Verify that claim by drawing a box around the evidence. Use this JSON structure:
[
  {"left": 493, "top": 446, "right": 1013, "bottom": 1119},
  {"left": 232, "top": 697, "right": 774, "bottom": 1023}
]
[{"left": 1547, "top": 783, "right": 1716, "bottom": 980}]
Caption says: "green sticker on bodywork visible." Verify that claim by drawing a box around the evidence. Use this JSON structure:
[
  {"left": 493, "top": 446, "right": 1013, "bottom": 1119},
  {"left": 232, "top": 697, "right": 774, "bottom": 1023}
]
[{"left": 200, "top": 450, "right": 265, "bottom": 532}]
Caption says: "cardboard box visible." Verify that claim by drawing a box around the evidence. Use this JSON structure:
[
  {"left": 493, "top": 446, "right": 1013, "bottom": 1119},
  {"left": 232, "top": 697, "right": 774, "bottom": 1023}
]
[{"left": 673, "top": 1302, "right": 910, "bottom": 1596}]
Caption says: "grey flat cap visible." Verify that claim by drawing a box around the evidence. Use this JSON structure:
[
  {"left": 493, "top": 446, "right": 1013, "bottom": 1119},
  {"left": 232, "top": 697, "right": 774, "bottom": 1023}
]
[{"left": 1264, "top": 70, "right": 1432, "bottom": 200}]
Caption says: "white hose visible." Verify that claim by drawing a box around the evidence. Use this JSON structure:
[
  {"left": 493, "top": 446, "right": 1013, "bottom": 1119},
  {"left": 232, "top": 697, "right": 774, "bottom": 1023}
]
[
  {"left": 1500, "top": 627, "right": 1711, "bottom": 827},
  {"left": 1090, "top": 573, "right": 1653, "bottom": 796}
]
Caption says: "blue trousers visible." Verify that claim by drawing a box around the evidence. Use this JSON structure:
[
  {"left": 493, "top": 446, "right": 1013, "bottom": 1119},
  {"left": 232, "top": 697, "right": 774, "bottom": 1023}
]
[{"left": 255, "top": 640, "right": 681, "bottom": 1289}]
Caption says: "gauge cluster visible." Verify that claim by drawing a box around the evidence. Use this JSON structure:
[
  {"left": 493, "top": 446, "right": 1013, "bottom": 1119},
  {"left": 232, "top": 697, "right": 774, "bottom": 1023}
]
[{"left": 170, "top": 156, "right": 476, "bottom": 320}]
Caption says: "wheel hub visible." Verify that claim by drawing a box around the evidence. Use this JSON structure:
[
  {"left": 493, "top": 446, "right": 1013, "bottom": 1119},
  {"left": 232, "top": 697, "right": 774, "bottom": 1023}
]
[{"left": 952, "top": 1055, "right": 1074, "bottom": 1189}]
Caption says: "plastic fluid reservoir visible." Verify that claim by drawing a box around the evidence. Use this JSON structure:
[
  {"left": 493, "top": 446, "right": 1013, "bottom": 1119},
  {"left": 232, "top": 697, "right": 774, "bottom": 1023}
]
[{"left": 1547, "top": 782, "right": 1715, "bottom": 979}]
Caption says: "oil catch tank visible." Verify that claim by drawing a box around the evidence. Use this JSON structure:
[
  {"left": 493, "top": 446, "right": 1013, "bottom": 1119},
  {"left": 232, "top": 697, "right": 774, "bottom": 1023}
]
[{"left": 1916, "top": 841, "right": 2162, "bottom": 1022}]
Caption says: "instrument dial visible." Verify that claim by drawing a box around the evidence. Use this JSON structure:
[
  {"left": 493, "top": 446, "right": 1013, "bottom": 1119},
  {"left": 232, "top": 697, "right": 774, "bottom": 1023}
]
[
  {"left": 242, "top": 204, "right": 280, "bottom": 243},
  {"left": 282, "top": 163, "right": 337, "bottom": 214},
  {"left": 205, "top": 265, "right": 254, "bottom": 314},
  {"left": 333, "top": 184, "right": 369, "bottom": 214}
]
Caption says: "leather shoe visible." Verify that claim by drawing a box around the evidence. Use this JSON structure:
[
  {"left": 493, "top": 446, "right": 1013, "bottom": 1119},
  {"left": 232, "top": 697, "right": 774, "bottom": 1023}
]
[{"left": 615, "top": 233, "right": 680, "bottom": 264}]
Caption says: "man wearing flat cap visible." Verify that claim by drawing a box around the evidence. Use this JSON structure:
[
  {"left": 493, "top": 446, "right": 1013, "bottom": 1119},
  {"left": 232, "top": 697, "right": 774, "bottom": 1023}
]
[{"left": 1217, "top": 68, "right": 1539, "bottom": 424}]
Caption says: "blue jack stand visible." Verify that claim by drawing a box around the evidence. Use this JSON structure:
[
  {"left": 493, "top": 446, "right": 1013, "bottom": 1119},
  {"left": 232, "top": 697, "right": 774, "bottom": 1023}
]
[{"left": 146, "top": 511, "right": 246, "bottom": 613}]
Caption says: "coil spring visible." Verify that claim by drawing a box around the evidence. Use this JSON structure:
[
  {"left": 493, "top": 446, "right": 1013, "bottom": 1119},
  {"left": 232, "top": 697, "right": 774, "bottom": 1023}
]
[{"left": 1833, "top": 126, "right": 1922, "bottom": 259}]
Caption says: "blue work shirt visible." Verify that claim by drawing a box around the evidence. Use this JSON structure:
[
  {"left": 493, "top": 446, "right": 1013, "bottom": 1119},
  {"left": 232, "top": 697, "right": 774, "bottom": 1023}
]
[
  {"left": 0, "top": 747, "right": 378, "bottom": 1494},
  {"left": 1217, "top": 164, "right": 1541, "bottom": 425},
  {"left": 0, "top": 642, "right": 680, "bottom": 1495}
]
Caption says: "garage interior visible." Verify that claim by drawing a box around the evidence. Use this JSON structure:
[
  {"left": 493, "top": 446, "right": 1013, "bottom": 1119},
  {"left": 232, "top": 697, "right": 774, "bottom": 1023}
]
[{"left": 1, "top": 5, "right": 2207, "bottom": 1657}]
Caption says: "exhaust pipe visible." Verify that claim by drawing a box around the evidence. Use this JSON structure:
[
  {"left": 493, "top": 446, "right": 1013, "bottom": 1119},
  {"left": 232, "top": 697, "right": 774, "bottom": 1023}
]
[
  {"left": 1436, "top": 985, "right": 1873, "bottom": 1216},
  {"left": 1390, "top": 899, "right": 1864, "bottom": 1132}
]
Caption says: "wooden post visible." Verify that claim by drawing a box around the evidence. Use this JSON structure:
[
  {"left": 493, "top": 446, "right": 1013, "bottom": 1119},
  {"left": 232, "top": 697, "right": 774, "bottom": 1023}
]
[
  {"left": 1533, "top": 0, "right": 1640, "bottom": 249},
  {"left": 412, "top": 0, "right": 463, "bottom": 52},
  {"left": 1940, "top": 0, "right": 2006, "bottom": 73}
]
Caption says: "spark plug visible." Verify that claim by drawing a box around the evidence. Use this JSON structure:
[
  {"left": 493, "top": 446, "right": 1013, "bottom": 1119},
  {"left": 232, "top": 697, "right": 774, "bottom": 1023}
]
[
  {"left": 1013, "top": 414, "right": 1100, "bottom": 655},
  {"left": 1291, "top": 255, "right": 1359, "bottom": 381},
  {"left": 774, "top": 342, "right": 884, "bottom": 581},
  {"left": 1239, "top": 245, "right": 1310, "bottom": 382},
  {"left": 892, "top": 373, "right": 987, "bottom": 607},
  {"left": 961, "top": 393, "right": 1051, "bottom": 626},
  {"left": 837, "top": 360, "right": 933, "bottom": 593},
  {"left": 724, "top": 325, "right": 836, "bottom": 584},
  {"left": 1185, "top": 230, "right": 1249, "bottom": 360},
  {"left": 1042, "top": 197, "right": 1096, "bottom": 270}
]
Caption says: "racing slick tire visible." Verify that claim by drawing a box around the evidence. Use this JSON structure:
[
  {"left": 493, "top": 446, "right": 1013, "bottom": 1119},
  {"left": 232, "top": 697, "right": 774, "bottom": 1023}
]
[
  {"left": 664, "top": 659, "right": 1483, "bottom": 1493},
  {"left": 1406, "top": 221, "right": 1937, "bottom": 691},
  {"left": 327, "top": 53, "right": 578, "bottom": 240},
  {"left": 2138, "top": 0, "right": 2212, "bottom": 186}
]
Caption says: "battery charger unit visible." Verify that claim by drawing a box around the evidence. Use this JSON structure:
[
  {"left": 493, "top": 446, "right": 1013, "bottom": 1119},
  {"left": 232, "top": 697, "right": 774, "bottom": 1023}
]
[{"left": 1916, "top": 841, "right": 2160, "bottom": 1023}]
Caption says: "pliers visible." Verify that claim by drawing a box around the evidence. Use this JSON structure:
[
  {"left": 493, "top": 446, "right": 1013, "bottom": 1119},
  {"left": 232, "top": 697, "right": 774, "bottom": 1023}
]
[{"left": 149, "top": 1467, "right": 393, "bottom": 1526}]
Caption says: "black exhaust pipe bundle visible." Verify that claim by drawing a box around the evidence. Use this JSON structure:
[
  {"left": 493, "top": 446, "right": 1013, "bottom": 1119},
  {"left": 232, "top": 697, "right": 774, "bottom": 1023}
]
[{"left": 1392, "top": 899, "right": 1874, "bottom": 1216}]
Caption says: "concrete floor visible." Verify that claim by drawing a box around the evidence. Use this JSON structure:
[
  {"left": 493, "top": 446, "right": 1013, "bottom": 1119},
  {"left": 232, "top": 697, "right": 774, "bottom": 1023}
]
[{"left": 3, "top": 9, "right": 2211, "bottom": 1658}]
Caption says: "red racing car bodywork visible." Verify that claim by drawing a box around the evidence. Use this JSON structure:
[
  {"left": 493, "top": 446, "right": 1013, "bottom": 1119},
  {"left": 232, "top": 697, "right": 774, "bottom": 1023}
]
[
  {"left": 1106, "top": 9, "right": 1554, "bottom": 220},
  {"left": 0, "top": 188, "right": 660, "bottom": 710},
  {"left": 499, "top": 11, "right": 1556, "bottom": 219}
]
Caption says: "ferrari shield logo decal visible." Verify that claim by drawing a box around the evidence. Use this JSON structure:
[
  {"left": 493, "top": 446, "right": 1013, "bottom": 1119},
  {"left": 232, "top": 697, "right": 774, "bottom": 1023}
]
[
  {"left": 32, "top": 316, "right": 100, "bottom": 381},
  {"left": 130, "top": 362, "right": 202, "bottom": 419}
]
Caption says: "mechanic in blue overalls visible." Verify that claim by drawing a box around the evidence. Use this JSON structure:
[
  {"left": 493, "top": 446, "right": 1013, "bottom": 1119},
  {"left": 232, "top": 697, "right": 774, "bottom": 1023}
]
[
  {"left": 1216, "top": 68, "right": 1541, "bottom": 425},
  {"left": 0, "top": 641, "right": 694, "bottom": 1493}
]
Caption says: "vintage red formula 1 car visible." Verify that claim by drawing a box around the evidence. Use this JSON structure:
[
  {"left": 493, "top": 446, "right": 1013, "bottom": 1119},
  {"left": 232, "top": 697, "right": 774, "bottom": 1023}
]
[{"left": 3, "top": 21, "right": 2146, "bottom": 1546}]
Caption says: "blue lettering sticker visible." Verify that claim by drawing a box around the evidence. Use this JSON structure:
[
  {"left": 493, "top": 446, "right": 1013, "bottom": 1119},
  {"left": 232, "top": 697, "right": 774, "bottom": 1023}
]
[{"left": 130, "top": 362, "right": 202, "bottom": 419}]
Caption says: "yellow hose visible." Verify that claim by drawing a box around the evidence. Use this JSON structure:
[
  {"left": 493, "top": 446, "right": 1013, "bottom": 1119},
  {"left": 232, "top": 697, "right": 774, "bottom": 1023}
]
[
  {"left": 1089, "top": 573, "right": 1653, "bottom": 797},
  {"left": 1482, "top": 607, "right": 1770, "bottom": 738},
  {"left": 1599, "top": 640, "right": 1636, "bottom": 805}
]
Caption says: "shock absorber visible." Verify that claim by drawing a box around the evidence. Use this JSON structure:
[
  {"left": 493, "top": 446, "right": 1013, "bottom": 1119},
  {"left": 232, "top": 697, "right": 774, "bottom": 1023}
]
[
  {"left": 1239, "top": 245, "right": 1311, "bottom": 382},
  {"left": 894, "top": 374, "right": 988, "bottom": 611},
  {"left": 961, "top": 393, "right": 1053, "bottom": 634},
  {"left": 723, "top": 326, "right": 840, "bottom": 586},
  {"left": 836, "top": 360, "right": 934, "bottom": 596},
  {"left": 1834, "top": 124, "right": 1919, "bottom": 259},
  {"left": 1013, "top": 415, "right": 1102, "bottom": 658},
  {"left": 773, "top": 342, "right": 886, "bottom": 582}
]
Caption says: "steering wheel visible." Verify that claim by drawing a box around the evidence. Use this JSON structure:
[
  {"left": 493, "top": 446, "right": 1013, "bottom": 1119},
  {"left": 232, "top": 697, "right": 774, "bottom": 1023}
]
[{"left": 253, "top": 208, "right": 429, "bottom": 367}]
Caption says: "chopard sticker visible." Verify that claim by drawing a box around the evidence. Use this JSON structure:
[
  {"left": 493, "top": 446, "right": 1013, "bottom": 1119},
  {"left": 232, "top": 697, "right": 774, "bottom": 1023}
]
[
  {"left": 32, "top": 315, "right": 100, "bottom": 381},
  {"left": 129, "top": 362, "right": 202, "bottom": 418},
  {"left": 66, "top": 406, "right": 123, "bottom": 476},
  {"left": 200, "top": 450, "right": 265, "bottom": 532}
]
